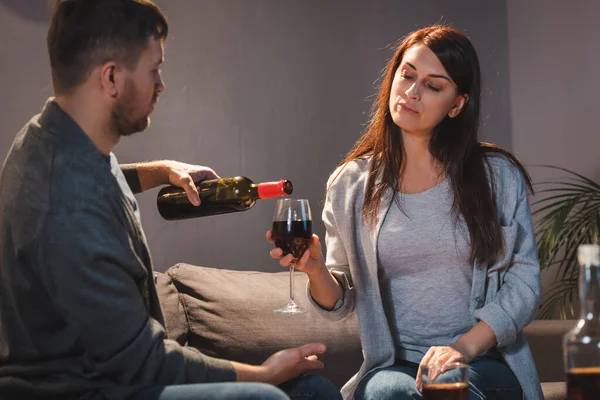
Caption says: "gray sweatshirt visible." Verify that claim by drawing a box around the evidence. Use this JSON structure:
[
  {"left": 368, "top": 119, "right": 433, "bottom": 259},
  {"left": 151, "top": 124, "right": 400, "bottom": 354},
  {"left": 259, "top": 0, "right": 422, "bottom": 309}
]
[{"left": 0, "top": 99, "right": 236, "bottom": 400}]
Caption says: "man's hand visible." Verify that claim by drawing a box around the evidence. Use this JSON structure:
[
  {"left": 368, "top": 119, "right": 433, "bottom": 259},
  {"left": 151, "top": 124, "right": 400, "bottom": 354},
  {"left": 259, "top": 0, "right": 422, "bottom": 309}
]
[
  {"left": 136, "top": 160, "right": 219, "bottom": 205},
  {"left": 233, "top": 343, "right": 326, "bottom": 385},
  {"left": 164, "top": 161, "right": 219, "bottom": 206},
  {"left": 261, "top": 343, "right": 326, "bottom": 385}
]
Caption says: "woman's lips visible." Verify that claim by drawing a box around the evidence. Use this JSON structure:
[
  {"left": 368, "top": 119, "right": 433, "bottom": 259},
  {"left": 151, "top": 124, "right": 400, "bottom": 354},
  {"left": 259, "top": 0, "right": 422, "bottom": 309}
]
[{"left": 399, "top": 103, "right": 418, "bottom": 114}]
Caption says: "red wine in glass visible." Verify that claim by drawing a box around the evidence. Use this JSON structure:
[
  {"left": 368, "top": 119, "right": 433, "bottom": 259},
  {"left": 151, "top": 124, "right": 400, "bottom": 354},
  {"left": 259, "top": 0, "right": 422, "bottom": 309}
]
[
  {"left": 272, "top": 199, "right": 312, "bottom": 314},
  {"left": 272, "top": 220, "right": 312, "bottom": 261}
]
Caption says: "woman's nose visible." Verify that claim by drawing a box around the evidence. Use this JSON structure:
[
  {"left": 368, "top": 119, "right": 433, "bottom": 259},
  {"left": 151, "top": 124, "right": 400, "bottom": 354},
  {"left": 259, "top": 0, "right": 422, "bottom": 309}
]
[{"left": 405, "top": 82, "right": 420, "bottom": 100}]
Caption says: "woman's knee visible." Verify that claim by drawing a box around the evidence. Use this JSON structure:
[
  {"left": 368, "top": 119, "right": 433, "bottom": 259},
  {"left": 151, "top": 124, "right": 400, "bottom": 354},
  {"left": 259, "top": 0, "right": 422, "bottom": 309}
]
[{"left": 467, "top": 358, "right": 522, "bottom": 400}]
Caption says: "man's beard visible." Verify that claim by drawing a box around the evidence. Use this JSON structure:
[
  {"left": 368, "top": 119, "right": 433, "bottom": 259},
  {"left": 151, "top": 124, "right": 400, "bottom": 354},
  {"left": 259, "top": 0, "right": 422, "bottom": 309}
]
[{"left": 110, "top": 78, "right": 153, "bottom": 137}]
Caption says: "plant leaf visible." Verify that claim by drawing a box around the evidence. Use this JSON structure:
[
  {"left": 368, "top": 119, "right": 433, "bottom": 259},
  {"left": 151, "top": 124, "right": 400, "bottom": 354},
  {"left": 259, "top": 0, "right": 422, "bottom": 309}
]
[{"left": 531, "top": 166, "right": 600, "bottom": 319}]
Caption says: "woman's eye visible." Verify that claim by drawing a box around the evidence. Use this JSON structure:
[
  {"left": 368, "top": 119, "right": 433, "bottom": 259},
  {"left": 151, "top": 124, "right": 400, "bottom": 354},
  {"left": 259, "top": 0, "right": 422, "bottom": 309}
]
[
  {"left": 400, "top": 73, "right": 414, "bottom": 80},
  {"left": 428, "top": 85, "right": 441, "bottom": 92}
]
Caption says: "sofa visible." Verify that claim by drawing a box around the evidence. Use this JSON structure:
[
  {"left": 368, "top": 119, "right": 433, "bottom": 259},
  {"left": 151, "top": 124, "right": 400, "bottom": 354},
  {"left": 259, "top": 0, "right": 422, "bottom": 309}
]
[{"left": 155, "top": 263, "right": 570, "bottom": 400}]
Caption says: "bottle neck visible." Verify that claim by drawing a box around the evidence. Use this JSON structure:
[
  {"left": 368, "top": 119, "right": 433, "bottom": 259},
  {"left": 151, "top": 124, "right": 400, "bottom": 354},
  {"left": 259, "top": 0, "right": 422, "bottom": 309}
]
[
  {"left": 579, "top": 264, "right": 600, "bottom": 320},
  {"left": 256, "top": 180, "right": 293, "bottom": 199}
]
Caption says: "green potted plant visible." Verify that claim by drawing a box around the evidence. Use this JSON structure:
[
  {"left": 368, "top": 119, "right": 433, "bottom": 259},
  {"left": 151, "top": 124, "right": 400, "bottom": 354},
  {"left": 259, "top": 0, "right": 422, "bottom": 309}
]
[{"left": 531, "top": 166, "right": 600, "bottom": 319}]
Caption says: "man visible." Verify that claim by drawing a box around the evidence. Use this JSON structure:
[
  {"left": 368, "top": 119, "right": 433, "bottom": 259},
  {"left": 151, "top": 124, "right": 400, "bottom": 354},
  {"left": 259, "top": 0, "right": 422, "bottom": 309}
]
[{"left": 0, "top": 1, "right": 341, "bottom": 399}]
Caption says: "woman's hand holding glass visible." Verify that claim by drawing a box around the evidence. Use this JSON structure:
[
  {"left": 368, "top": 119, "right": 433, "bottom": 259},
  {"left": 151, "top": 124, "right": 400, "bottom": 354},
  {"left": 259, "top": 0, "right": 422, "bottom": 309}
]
[
  {"left": 267, "top": 227, "right": 343, "bottom": 312},
  {"left": 416, "top": 345, "right": 469, "bottom": 391},
  {"left": 266, "top": 231, "right": 326, "bottom": 277}
]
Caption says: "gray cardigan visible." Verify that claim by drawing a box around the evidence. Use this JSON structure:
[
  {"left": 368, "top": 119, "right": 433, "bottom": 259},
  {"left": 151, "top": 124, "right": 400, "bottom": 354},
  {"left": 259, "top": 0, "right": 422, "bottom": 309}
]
[{"left": 308, "top": 156, "right": 543, "bottom": 400}]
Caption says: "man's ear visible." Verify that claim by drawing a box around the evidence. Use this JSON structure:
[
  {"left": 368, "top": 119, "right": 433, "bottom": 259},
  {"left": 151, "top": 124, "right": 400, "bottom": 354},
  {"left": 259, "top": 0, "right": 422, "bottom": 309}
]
[
  {"left": 100, "top": 62, "right": 119, "bottom": 98},
  {"left": 448, "top": 94, "right": 469, "bottom": 118}
]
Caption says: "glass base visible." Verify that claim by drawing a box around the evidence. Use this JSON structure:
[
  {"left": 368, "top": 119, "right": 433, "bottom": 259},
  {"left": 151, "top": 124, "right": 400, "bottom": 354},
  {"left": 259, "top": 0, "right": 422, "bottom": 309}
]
[{"left": 273, "top": 300, "right": 305, "bottom": 314}]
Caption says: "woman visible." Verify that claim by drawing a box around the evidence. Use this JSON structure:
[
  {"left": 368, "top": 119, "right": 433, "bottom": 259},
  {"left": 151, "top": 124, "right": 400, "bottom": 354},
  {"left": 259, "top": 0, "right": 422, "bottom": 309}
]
[{"left": 268, "top": 25, "right": 542, "bottom": 400}]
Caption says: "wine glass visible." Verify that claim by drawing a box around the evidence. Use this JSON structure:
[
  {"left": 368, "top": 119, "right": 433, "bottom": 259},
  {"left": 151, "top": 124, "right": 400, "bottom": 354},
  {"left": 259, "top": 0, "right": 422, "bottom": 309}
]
[{"left": 272, "top": 198, "right": 312, "bottom": 314}]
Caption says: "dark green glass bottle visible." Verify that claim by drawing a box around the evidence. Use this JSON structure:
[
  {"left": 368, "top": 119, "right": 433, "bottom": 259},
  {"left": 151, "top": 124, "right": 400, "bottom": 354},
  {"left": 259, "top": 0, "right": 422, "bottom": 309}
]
[{"left": 157, "top": 176, "right": 293, "bottom": 220}]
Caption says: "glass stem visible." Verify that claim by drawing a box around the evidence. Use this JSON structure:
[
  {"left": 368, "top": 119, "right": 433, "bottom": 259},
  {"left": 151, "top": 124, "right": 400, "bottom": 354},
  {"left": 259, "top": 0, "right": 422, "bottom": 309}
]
[{"left": 289, "top": 264, "right": 295, "bottom": 303}]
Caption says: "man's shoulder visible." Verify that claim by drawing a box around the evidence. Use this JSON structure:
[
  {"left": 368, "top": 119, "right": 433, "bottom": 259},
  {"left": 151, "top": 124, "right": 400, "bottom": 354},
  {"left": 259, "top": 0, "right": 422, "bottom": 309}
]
[{"left": 1, "top": 117, "right": 115, "bottom": 217}]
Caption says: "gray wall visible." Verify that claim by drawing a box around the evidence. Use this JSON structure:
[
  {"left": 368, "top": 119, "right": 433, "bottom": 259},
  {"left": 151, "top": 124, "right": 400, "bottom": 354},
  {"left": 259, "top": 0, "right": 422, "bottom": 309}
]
[
  {"left": 506, "top": 0, "right": 600, "bottom": 315},
  {"left": 0, "top": 0, "right": 512, "bottom": 272},
  {"left": 507, "top": 0, "right": 600, "bottom": 182}
]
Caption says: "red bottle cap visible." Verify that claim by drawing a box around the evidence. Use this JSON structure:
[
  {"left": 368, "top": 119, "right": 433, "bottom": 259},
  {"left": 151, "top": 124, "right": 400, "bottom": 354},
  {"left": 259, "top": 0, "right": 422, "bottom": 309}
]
[{"left": 257, "top": 180, "right": 293, "bottom": 199}]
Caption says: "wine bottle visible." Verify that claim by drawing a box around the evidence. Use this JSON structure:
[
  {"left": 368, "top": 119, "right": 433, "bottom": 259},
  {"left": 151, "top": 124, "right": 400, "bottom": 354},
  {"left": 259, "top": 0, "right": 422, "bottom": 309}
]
[{"left": 157, "top": 176, "right": 293, "bottom": 220}]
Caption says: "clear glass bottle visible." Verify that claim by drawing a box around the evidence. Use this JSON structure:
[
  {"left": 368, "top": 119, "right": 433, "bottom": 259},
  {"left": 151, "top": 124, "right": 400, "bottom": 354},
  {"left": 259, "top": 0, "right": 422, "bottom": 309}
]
[{"left": 563, "top": 244, "right": 600, "bottom": 399}]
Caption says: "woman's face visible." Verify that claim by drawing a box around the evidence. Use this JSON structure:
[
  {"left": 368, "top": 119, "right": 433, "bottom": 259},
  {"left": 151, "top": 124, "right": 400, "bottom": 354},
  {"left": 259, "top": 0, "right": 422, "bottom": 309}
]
[{"left": 389, "top": 44, "right": 467, "bottom": 137}]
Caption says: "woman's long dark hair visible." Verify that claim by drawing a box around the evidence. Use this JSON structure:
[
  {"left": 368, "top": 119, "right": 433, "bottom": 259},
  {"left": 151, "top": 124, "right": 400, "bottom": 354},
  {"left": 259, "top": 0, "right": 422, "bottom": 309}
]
[{"left": 338, "top": 25, "right": 532, "bottom": 265}]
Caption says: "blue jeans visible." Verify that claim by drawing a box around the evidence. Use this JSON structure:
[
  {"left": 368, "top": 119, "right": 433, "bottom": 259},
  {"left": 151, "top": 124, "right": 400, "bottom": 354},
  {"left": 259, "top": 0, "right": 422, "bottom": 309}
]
[
  {"left": 354, "top": 358, "right": 522, "bottom": 400},
  {"left": 128, "top": 374, "right": 341, "bottom": 400}
]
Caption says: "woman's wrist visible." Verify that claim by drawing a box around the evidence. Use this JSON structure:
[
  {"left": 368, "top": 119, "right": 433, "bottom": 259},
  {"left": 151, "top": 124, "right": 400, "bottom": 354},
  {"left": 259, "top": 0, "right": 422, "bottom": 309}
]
[
  {"left": 450, "top": 340, "right": 476, "bottom": 363},
  {"left": 305, "top": 261, "right": 329, "bottom": 281},
  {"left": 450, "top": 320, "right": 497, "bottom": 363},
  {"left": 306, "top": 263, "right": 343, "bottom": 310}
]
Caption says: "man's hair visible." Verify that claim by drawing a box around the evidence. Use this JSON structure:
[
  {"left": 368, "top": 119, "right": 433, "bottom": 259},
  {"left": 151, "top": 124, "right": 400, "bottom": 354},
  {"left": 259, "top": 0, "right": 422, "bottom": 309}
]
[{"left": 47, "top": 0, "right": 168, "bottom": 94}]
